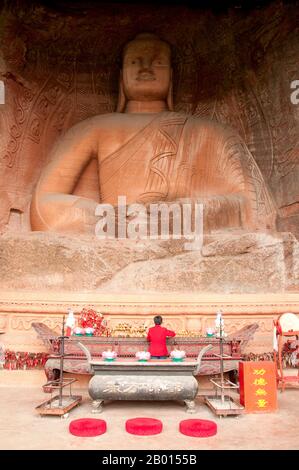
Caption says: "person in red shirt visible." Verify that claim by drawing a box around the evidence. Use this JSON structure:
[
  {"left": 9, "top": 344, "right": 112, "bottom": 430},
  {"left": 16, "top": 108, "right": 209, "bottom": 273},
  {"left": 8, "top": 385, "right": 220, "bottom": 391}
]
[{"left": 147, "top": 315, "right": 176, "bottom": 359}]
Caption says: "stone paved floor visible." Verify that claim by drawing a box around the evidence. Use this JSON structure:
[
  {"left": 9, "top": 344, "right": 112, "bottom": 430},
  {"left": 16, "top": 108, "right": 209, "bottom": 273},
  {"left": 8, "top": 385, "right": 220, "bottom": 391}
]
[{"left": 0, "top": 371, "right": 298, "bottom": 450}]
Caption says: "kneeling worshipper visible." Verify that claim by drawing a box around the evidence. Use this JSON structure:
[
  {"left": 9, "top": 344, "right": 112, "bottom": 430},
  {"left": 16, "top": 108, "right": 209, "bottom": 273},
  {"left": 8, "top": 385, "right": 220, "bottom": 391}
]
[{"left": 147, "top": 315, "right": 176, "bottom": 359}]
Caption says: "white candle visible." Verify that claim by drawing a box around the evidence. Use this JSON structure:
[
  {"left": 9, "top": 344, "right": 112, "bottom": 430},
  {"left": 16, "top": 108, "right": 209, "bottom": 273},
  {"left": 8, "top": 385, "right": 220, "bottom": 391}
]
[{"left": 215, "top": 310, "right": 224, "bottom": 328}]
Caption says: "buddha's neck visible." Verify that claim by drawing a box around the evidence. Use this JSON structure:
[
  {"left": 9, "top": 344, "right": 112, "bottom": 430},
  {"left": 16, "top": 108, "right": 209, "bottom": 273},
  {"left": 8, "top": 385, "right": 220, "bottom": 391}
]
[{"left": 125, "top": 100, "right": 168, "bottom": 114}]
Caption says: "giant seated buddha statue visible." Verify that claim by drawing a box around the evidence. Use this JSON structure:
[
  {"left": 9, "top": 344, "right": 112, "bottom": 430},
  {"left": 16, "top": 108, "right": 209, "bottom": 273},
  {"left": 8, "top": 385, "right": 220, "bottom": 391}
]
[{"left": 30, "top": 33, "right": 277, "bottom": 236}]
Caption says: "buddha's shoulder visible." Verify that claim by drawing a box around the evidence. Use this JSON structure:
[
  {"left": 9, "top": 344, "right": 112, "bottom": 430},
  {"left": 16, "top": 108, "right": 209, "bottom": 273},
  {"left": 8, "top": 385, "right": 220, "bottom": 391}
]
[
  {"left": 67, "top": 113, "right": 153, "bottom": 133},
  {"left": 65, "top": 113, "right": 121, "bottom": 133},
  {"left": 180, "top": 114, "right": 236, "bottom": 137},
  {"left": 86, "top": 113, "right": 124, "bottom": 123}
]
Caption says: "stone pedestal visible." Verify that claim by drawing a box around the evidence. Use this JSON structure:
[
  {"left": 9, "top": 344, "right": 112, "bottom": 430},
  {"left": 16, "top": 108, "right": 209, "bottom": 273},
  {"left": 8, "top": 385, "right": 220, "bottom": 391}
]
[{"left": 0, "top": 231, "right": 298, "bottom": 293}]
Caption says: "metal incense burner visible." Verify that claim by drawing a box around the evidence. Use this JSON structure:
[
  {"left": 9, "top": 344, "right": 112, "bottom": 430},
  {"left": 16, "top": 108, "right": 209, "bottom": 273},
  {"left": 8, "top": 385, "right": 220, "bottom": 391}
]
[{"left": 78, "top": 342, "right": 213, "bottom": 414}]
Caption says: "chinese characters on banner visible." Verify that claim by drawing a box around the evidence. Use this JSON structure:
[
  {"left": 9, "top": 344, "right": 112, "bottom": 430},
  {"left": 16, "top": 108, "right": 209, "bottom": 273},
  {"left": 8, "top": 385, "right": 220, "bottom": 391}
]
[{"left": 239, "top": 361, "right": 277, "bottom": 413}]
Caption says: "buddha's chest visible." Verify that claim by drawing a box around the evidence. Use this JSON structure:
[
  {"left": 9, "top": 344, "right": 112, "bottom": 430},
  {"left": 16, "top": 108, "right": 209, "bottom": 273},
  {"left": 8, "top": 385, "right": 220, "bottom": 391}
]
[
  {"left": 96, "top": 113, "right": 186, "bottom": 205},
  {"left": 98, "top": 138, "right": 156, "bottom": 205}
]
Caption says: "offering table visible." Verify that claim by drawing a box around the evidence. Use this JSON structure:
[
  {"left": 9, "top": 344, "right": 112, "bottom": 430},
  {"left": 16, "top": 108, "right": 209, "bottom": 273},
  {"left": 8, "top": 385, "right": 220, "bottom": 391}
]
[
  {"left": 32, "top": 321, "right": 259, "bottom": 383},
  {"left": 36, "top": 333, "right": 245, "bottom": 381}
]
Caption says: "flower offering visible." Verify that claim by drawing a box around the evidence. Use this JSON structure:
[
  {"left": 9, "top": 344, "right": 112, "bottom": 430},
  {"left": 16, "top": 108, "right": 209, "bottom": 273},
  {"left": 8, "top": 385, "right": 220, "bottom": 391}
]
[
  {"left": 135, "top": 351, "right": 151, "bottom": 362},
  {"left": 84, "top": 327, "right": 95, "bottom": 336},
  {"left": 170, "top": 349, "right": 186, "bottom": 361},
  {"left": 206, "top": 327, "right": 215, "bottom": 337},
  {"left": 78, "top": 308, "right": 109, "bottom": 336},
  {"left": 73, "top": 327, "right": 84, "bottom": 336},
  {"left": 102, "top": 350, "right": 117, "bottom": 361}
]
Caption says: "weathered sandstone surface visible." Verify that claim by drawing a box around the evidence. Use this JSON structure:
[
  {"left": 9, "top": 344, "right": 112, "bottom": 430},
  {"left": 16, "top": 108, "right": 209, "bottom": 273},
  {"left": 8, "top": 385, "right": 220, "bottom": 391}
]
[{"left": 0, "top": 231, "right": 298, "bottom": 293}]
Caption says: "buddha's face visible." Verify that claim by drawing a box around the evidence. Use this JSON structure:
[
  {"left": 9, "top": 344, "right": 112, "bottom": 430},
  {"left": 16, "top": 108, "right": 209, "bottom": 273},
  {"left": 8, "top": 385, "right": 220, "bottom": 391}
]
[{"left": 122, "top": 38, "right": 171, "bottom": 102}]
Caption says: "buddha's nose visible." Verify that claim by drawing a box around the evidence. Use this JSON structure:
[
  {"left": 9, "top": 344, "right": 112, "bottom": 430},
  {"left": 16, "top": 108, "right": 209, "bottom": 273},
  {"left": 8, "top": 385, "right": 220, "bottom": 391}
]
[{"left": 140, "top": 57, "right": 153, "bottom": 70}]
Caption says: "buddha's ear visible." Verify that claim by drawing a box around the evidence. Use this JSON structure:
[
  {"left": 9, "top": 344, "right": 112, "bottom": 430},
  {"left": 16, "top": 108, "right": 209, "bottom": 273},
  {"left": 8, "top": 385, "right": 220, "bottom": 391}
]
[
  {"left": 167, "top": 68, "right": 174, "bottom": 111},
  {"left": 116, "top": 71, "right": 126, "bottom": 113}
]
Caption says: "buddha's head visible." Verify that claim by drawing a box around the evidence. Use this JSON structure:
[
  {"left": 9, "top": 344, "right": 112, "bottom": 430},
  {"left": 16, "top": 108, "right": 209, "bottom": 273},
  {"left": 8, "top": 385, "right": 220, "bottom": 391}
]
[{"left": 117, "top": 33, "right": 173, "bottom": 112}]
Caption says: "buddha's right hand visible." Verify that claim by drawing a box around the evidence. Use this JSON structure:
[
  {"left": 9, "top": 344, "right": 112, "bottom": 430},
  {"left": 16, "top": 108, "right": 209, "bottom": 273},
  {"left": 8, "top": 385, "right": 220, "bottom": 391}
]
[{"left": 31, "top": 192, "right": 99, "bottom": 234}]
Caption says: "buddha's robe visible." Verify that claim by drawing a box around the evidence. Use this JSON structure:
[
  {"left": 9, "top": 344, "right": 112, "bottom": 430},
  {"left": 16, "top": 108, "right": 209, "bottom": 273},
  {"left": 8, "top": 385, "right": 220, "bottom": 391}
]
[
  {"left": 31, "top": 112, "right": 276, "bottom": 233},
  {"left": 99, "top": 112, "right": 276, "bottom": 231}
]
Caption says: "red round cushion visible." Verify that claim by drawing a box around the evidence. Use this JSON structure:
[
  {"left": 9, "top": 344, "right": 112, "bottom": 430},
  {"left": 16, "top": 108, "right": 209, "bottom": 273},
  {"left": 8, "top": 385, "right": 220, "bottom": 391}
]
[
  {"left": 179, "top": 419, "right": 217, "bottom": 437},
  {"left": 69, "top": 418, "right": 107, "bottom": 437},
  {"left": 125, "top": 417, "right": 163, "bottom": 435}
]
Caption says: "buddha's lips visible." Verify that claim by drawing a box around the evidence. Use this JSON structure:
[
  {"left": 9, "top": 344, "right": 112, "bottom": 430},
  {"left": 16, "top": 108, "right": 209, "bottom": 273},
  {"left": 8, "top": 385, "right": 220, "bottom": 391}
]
[{"left": 136, "top": 73, "right": 156, "bottom": 81}]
